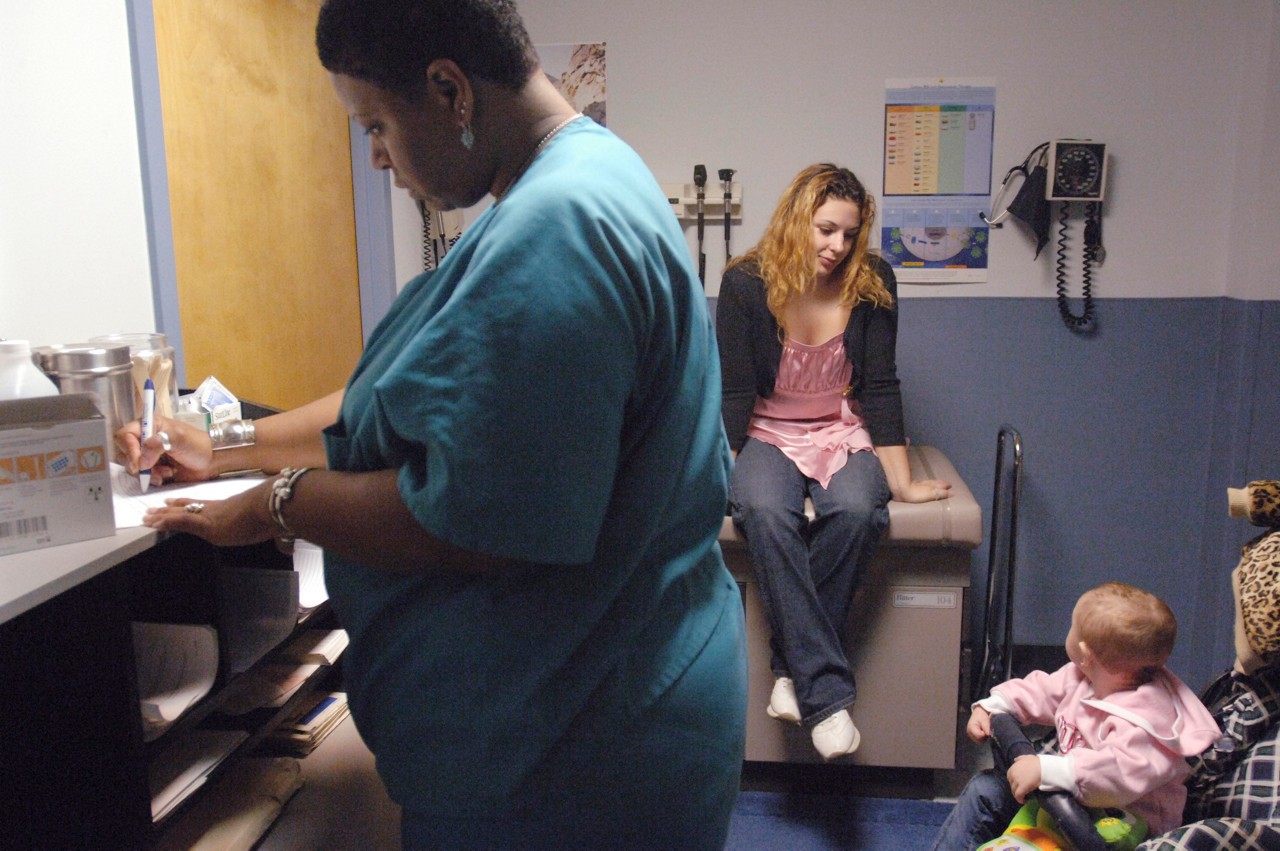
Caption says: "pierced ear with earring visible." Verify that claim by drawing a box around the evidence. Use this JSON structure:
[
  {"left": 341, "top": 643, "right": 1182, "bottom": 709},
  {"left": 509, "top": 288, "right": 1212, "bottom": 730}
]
[
  {"left": 459, "top": 103, "right": 475, "bottom": 150},
  {"left": 431, "top": 68, "right": 473, "bottom": 151}
]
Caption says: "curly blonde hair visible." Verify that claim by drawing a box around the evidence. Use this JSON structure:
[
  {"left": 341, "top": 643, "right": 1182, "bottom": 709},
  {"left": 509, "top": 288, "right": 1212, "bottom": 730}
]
[{"left": 727, "top": 163, "right": 892, "bottom": 321}]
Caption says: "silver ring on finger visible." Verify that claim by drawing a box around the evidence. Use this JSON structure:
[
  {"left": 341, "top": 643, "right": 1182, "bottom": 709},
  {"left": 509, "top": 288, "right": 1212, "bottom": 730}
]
[
  {"left": 185, "top": 502, "right": 205, "bottom": 514},
  {"left": 158, "top": 431, "right": 172, "bottom": 452}
]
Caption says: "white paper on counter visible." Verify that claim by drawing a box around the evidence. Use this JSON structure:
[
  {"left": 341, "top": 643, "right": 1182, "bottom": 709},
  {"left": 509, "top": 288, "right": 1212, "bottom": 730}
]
[{"left": 110, "top": 464, "right": 265, "bottom": 528}]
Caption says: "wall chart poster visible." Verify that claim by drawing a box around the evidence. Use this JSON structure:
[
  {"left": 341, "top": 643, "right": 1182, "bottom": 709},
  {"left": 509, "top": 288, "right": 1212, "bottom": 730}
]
[
  {"left": 536, "top": 43, "right": 606, "bottom": 126},
  {"left": 880, "top": 78, "right": 995, "bottom": 284}
]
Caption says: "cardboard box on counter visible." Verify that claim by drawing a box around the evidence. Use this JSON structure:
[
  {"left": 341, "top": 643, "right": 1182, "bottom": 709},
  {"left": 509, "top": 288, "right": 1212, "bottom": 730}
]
[{"left": 0, "top": 394, "right": 114, "bottom": 556}]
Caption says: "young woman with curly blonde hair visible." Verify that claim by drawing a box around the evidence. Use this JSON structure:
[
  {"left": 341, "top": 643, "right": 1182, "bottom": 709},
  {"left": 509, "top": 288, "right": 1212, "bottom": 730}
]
[{"left": 717, "top": 163, "right": 952, "bottom": 759}]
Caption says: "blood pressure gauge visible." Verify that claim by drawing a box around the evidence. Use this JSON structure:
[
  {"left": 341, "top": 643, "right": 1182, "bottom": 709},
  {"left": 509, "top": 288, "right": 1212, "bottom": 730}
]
[{"left": 1046, "top": 140, "right": 1108, "bottom": 202}]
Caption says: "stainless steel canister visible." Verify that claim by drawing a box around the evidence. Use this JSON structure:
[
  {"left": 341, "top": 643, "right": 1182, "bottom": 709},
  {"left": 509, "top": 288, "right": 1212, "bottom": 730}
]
[{"left": 37, "top": 343, "right": 135, "bottom": 449}]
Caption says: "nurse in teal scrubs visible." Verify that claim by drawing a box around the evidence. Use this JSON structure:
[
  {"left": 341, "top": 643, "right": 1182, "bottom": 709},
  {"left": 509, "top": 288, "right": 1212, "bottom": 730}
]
[{"left": 122, "top": 0, "right": 747, "bottom": 847}]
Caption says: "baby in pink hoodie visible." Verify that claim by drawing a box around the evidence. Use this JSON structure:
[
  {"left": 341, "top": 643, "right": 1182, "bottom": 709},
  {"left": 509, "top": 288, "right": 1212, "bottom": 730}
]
[{"left": 931, "top": 582, "right": 1220, "bottom": 848}]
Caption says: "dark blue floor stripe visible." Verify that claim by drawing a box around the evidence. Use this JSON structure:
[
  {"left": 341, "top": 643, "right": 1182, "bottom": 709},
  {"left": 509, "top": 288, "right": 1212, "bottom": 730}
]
[{"left": 727, "top": 791, "right": 951, "bottom": 849}]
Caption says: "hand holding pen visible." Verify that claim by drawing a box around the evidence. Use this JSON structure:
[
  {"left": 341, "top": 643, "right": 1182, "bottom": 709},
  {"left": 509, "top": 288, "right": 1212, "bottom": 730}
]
[{"left": 116, "top": 413, "right": 217, "bottom": 489}]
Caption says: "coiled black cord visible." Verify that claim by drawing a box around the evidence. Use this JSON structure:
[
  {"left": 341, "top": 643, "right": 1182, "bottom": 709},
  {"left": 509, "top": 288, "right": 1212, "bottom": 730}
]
[
  {"left": 1055, "top": 201, "right": 1097, "bottom": 332},
  {"left": 419, "top": 201, "right": 438, "bottom": 270}
]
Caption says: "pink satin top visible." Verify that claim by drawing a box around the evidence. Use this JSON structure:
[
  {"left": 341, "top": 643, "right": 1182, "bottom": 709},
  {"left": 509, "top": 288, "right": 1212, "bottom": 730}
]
[{"left": 746, "top": 334, "right": 874, "bottom": 488}]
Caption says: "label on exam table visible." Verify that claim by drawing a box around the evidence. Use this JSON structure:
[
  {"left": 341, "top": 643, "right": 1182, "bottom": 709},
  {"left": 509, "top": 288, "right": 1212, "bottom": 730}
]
[{"left": 892, "top": 590, "right": 958, "bottom": 609}]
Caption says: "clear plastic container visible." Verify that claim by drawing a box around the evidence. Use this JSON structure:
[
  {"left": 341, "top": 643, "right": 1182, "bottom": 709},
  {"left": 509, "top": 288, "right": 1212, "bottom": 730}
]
[
  {"left": 88, "top": 332, "right": 179, "bottom": 421},
  {"left": 0, "top": 339, "right": 59, "bottom": 401}
]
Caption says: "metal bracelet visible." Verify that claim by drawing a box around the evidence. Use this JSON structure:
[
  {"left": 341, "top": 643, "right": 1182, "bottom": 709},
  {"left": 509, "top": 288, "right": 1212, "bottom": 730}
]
[
  {"left": 209, "top": 418, "right": 256, "bottom": 450},
  {"left": 268, "top": 466, "right": 313, "bottom": 542}
]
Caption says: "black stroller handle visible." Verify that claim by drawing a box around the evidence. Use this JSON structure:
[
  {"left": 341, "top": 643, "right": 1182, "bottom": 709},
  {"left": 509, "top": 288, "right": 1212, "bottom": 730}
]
[{"left": 989, "top": 713, "right": 1106, "bottom": 851}]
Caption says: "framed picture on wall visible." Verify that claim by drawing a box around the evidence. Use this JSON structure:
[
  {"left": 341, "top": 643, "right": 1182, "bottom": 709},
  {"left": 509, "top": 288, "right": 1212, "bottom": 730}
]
[{"left": 536, "top": 42, "right": 606, "bottom": 127}]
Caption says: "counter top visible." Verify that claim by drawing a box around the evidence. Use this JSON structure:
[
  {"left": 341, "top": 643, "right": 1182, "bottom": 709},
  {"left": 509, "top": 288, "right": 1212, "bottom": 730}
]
[{"left": 0, "top": 526, "right": 158, "bottom": 624}]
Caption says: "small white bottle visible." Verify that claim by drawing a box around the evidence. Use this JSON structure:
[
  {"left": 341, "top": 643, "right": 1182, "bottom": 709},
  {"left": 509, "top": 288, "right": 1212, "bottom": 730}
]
[{"left": 0, "top": 339, "right": 60, "bottom": 401}]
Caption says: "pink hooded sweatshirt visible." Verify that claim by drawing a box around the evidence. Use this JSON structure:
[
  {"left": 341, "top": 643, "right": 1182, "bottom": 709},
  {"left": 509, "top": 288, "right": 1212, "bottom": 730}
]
[{"left": 979, "top": 662, "right": 1220, "bottom": 834}]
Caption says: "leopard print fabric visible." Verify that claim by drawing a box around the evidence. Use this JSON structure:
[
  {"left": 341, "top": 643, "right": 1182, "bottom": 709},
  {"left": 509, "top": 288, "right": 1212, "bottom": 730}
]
[
  {"left": 1237, "top": 532, "right": 1280, "bottom": 663},
  {"left": 1245, "top": 480, "right": 1280, "bottom": 529}
]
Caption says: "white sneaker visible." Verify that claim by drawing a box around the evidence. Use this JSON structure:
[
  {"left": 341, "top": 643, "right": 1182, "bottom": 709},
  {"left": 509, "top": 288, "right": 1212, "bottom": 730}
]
[
  {"left": 811, "top": 709, "right": 860, "bottom": 760},
  {"left": 766, "top": 677, "right": 801, "bottom": 723}
]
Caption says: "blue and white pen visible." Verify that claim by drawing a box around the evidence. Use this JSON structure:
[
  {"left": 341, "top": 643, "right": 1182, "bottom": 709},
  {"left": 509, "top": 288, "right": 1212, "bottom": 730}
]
[{"left": 139, "top": 378, "right": 156, "bottom": 492}]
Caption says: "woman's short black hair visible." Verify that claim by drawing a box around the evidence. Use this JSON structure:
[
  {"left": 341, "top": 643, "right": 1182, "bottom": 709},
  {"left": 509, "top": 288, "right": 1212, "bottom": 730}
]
[{"left": 316, "top": 0, "right": 539, "bottom": 97}]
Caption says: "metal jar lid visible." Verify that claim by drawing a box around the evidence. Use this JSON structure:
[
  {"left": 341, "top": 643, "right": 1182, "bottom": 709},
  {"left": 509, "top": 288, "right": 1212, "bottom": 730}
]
[{"left": 39, "top": 343, "right": 133, "bottom": 375}]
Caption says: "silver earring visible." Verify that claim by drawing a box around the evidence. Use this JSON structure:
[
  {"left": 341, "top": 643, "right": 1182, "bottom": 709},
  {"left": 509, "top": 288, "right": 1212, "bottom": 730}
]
[{"left": 460, "top": 123, "right": 475, "bottom": 150}]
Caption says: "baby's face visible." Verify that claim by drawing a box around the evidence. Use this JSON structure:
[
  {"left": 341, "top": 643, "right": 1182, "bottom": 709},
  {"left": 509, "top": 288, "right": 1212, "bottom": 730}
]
[{"left": 1065, "top": 601, "right": 1087, "bottom": 668}]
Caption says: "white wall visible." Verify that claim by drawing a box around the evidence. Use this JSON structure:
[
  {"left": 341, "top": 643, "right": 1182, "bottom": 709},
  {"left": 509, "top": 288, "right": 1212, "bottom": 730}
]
[
  {"left": 0, "top": 4, "right": 155, "bottom": 347},
  {"left": 3, "top": 1, "right": 1276, "bottom": 352},
  {"left": 1225, "top": 4, "right": 1280, "bottom": 300},
  {"left": 509, "top": 0, "right": 1279, "bottom": 299}
]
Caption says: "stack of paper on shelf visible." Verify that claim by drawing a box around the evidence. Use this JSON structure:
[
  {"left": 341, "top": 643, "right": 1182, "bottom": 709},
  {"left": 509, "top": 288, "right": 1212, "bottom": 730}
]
[
  {"left": 215, "top": 662, "right": 322, "bottom": 716},
  {"left": 217, "top": 566, "right": 299, "bottom": 677},
  {"left": 292, "top": 540, "right": 329, "bottom": 617},
  {"left": 149, "top": 728, "right": 249, "bottom": 822},
  {"left": 279, "top": 628, "right": 349, "bottom": 666},
  {"left": 263, "top": 691, "right": 350, "bottom": 757},
  {"left": 132, "top": 622, "right": 219, "bottom": 742},
  {"left": 153, "top": 756, "right": 303, "bottom": 851}
]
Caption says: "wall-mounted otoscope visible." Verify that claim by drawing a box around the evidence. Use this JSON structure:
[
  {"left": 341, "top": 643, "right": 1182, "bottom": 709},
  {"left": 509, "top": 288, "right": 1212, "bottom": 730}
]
[
  {"left": 694, "top": 164, "right": 707, "bottom": 286},
  {"left": 718, "top": 168, "right": 735, "bottom": 262}
]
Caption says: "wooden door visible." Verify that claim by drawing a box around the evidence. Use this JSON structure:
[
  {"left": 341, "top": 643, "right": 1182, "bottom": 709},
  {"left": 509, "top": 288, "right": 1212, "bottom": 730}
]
[{"left": 153, "top": 0, "right": 362, "bottom": 411}]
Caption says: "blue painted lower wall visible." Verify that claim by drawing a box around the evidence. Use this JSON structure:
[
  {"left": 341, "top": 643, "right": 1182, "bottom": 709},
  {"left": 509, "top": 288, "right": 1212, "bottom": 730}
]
[{"left": 708, "top": 295, "right": 1280, "bottom": 691}]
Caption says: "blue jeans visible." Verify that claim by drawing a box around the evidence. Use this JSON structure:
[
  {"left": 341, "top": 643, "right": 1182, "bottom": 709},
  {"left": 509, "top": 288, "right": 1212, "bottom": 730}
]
[
  {"left": 729, "top": 438, "right": 890, "bottom": 725},
  {"left": 930, "top": 769, "right": 1021, "bottom": 849}
]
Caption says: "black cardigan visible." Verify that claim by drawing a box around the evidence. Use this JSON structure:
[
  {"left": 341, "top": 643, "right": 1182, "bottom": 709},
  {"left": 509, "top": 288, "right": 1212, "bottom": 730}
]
[{"left": 715, "top": 259, "right": 905, "bottom": 452}]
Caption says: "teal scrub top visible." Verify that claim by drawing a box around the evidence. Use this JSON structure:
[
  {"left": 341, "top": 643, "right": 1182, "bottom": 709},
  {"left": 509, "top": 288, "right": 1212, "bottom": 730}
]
[{"left": 321, "top": 119, "right": 737, "bottom": 816}]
